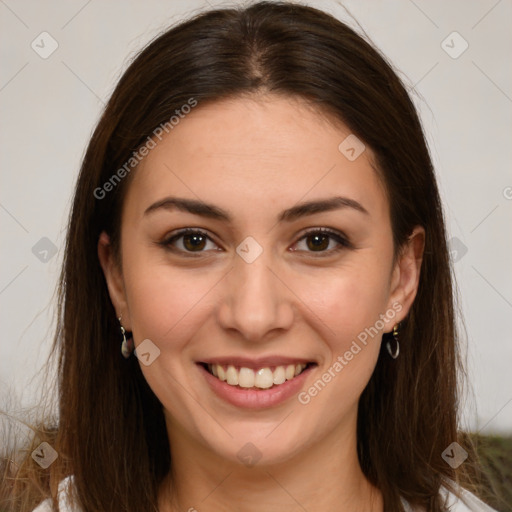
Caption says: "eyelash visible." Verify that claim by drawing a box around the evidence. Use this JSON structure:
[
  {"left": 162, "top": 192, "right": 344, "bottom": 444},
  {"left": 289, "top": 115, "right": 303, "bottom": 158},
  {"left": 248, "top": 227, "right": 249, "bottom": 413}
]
[{"left": 159, "top": 227, "right": 352, "bottom": 257}]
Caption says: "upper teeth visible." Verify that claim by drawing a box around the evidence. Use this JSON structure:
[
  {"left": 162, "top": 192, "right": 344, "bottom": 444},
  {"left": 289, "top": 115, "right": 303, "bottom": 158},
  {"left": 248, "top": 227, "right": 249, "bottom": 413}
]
[{"left": 208, "top": 363, "right": 307, "bottom": 389}]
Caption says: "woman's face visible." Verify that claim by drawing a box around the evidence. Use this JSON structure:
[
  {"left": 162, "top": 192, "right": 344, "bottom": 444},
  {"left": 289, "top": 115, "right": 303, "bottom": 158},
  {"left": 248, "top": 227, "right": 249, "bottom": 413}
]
[{"left": 99, "top": 95, "right": 423, "bottom": 467}]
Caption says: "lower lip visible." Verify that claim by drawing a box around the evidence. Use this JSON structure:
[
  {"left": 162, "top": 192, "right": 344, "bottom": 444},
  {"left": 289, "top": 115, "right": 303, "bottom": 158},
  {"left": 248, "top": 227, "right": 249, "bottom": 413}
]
[{"left": 198, "top": 364, "right": 314, "bottom": 409}]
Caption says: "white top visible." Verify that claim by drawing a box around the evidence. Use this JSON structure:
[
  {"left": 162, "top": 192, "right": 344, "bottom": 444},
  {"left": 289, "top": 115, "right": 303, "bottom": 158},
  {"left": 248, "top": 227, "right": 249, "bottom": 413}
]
[{"left": 33, "top": 475, "right": 498, "bottom": 512}]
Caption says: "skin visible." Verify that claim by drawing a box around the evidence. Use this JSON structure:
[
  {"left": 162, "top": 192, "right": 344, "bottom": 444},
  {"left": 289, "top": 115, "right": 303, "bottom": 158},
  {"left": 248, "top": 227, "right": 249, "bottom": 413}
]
[{"left": 98, "top": 94, "right": 424, "bottom": 511}]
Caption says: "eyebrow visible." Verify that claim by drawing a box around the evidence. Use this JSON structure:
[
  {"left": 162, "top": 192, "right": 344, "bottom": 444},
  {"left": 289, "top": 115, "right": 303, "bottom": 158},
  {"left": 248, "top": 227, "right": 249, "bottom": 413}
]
[{"left": 144, "top": 195, "right": 369, "bottom": 222}]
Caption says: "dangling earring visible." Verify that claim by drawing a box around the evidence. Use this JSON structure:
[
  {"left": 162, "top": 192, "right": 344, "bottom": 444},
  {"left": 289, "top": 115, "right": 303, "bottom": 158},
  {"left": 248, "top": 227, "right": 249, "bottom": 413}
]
[
  {"left": 386, "top": 323, "right": 400, "bottom": 359},
  {"left": 119, "top": 316, "right": 134, "bottom": 358}
]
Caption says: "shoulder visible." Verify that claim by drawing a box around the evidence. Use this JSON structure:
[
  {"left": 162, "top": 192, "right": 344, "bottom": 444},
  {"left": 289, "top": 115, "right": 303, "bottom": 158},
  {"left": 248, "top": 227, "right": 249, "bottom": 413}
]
[
  {"left": 401, "top": 480, "right": 498, "bottom": 512},
  {"left": 439, "top": 483, "right": 498, "bottom": 512},
  {"left": 31, "top": 475, "right": 80, "bottom": 512}
]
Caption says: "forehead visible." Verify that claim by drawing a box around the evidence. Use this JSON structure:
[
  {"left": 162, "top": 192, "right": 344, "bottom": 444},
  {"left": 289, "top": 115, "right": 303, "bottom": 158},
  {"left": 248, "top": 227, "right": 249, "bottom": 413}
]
[{"left": 123, "top": 94, "right": 388, "bottom": 223}]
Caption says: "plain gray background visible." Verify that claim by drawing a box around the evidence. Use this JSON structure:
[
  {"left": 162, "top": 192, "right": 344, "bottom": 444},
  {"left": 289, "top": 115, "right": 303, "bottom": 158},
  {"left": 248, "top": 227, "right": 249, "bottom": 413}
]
[{"left": 1, "top": 0, "right": 511, "bottom": 434}]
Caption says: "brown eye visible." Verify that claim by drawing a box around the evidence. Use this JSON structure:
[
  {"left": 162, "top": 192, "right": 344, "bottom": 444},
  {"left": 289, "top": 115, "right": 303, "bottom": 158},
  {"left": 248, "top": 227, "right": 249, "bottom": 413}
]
[
  {"left": 305, "top": 233, "right": 330, "bottom": 251},
  {"left": 161, "top": 229, "right": 220, "bottom": 255},
  {"left": 292, "top": 228, "right": 352, "bottom": 255},
  {"left": 182, "top": 233, "right": 207, "bottom": 251}
]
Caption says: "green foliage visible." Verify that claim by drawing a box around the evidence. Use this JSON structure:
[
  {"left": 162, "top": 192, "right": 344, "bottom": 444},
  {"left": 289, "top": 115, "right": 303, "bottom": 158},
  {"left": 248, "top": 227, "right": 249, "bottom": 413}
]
[{"left": 468, "top": 433, "right": 512, "bottom": 511}]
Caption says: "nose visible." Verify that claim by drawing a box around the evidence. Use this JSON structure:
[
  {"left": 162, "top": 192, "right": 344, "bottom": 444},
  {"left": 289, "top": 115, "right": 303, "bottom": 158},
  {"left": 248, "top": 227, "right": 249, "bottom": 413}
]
[{"left": 217, "top": 248, "right": 295, "bottom": 343}]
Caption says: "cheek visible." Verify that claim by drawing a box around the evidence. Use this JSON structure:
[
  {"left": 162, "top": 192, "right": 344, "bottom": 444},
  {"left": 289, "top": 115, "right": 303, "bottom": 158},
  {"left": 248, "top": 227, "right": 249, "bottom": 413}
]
[
  {"left": 301, "top": 263, "right": 392, "bottom": 350},
  {"left": 120, "top": 233, "right": 217, "bottom": 343},
  {"left": 121, "top": 260, "right": 220, "bottom": 407},
  {"left": 123, "top": 250, "right": 392, "bottom": 358},
  {"left": 124, "top": 265, "right": 216, "bottom": 345},
  {"left": 273, "top": 265, "right": 390, "bottom": 445}
]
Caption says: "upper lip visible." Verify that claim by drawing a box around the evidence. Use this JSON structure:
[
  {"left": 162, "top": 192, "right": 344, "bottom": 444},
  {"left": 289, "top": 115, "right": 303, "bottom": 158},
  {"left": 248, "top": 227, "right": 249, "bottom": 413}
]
[{"left": 198, "top": 356, "right": 315, "bottom": 370}]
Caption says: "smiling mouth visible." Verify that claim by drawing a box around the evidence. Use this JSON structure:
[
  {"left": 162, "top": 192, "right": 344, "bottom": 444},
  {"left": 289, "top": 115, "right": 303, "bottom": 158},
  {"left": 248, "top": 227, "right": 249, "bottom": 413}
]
[{"left": 200, "top": 362, "right": 315, "bottom": 390}]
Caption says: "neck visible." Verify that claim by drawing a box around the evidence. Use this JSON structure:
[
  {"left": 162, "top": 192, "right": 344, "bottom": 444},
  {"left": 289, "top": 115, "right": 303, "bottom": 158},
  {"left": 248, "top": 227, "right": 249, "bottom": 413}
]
[{"left": 158, "top": 416, "right": 383, "bottom": 512}]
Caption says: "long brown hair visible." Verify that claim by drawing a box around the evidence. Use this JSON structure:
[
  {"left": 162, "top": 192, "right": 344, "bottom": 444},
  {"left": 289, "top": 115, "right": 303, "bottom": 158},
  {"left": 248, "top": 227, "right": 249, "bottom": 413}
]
[{"left": 1, "top": 2, "right": 487, "bottom": 510}]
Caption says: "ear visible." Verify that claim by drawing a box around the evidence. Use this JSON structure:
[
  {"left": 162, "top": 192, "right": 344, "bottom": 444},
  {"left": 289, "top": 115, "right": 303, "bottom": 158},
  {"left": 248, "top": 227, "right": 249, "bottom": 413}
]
[
  {"left": 97, "top": 231, "right": 131, "bottom": 330},
  {"left": 385, "top": 226, "right": 425, "bottom": 329}
]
